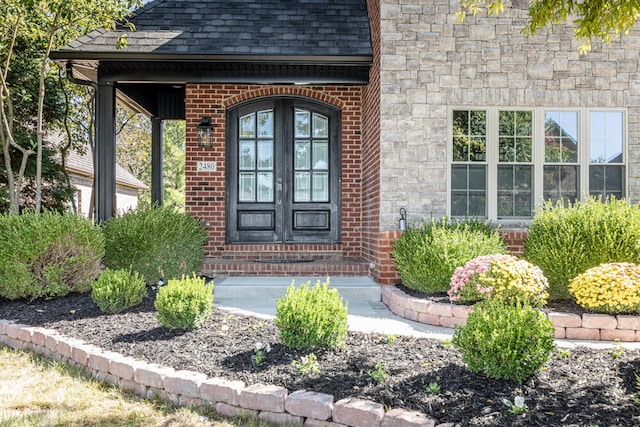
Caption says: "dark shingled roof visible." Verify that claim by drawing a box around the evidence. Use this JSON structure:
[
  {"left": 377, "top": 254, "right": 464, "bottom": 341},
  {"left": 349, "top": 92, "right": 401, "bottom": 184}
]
[{"left": 54, "top": 0, "right": 372, "bottom": 59}]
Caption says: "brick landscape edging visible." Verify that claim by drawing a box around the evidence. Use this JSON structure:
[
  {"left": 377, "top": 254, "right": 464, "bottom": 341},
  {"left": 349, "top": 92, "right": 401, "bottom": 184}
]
[
  {"left": 382, "top": 286, "right": 640, "bottom": 342},
  {"left": 0, "top": 319, "right": 449, "bottom": 427}
]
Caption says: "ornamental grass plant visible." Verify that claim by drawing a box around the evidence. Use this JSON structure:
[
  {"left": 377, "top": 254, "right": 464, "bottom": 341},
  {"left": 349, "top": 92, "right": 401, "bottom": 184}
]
[{"left": 392, "top": 217, "right": 507, "bottom": 293}]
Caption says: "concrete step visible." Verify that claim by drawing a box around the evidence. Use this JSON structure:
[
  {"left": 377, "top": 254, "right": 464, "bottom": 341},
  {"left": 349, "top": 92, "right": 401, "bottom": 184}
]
[{"left": 212, "top": 276, "right": 380, "bottom": 303}]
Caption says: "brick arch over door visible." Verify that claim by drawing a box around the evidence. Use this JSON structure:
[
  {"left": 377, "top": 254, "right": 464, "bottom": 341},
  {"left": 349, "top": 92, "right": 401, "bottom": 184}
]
[{"left": 185, "top": 84, "right": 363, "bottom": 259}]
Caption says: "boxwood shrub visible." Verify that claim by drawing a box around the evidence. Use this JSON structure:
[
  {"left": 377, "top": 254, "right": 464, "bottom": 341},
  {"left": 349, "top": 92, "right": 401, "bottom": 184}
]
[
  {"left": 392, "top": 217, "right": 507, "bottom": 293},
  {"left": 102, "top": 205, "right": 208, "bottom": 284},
  {"left": 524, "top": 197, "right": 640, "bottom": 300},
  {"left": 0, "top": 211, "right": 104, "bottom": 300}
]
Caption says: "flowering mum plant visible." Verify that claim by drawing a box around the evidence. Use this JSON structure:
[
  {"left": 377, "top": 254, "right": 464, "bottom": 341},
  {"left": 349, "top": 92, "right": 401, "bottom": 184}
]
[
  {"left": 568, "top": 262, "right": 640, "bottom": 314},
  {"left": 448, "top": 254, "right": 549, "bottom": 306}
]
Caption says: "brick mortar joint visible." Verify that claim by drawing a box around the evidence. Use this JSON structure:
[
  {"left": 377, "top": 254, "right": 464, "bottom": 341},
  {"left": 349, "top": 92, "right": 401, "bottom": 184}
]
[
  {"left": 385, "top": 288, "right": 640, "bottom": 342},
  {"left": 0, "top": 319, "right": 438, "bottom": 427}
]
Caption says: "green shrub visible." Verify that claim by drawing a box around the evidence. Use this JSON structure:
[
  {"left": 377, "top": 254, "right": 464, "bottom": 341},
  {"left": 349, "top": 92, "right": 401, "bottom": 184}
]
[
  {"left": 102, "top": 205, "right": 208, "bottom": 284},
  {"left": 569, "top": 262, "right": 640, "bottom": 314},
  {"left": 154, "top": 275, "right": 213, "bottom": 330},
  {"left": 275, "top": 278, "right": 348, "bottom": 350},
  {"left": 452, "top": 299, "right": 555, "bottom": 383},
  {"left": 91, "top": 268, "right": 148, "bottom": 314},
  {"left": 524, "top": 197, "right": 640, "bottom": 300},
  {"left": 0, "top": 211, "right": 104, "bottom": 300},
  {"left": 448, "top": 254, "right": 549, "bottom": 306},
  {"left": 392, "top": 217, "right": 507, "bottom": 293}
]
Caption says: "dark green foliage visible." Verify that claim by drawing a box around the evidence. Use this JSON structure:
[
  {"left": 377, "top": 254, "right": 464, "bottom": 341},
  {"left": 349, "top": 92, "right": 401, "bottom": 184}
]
[
  {"left": 154, "top": 275, "right": 214, "bottom": 330},
  {"left": 0, "top": 211, "right": 104, "bottom": 300},
  {"left": 91, "top": 268, "right": 148, "bottom": 314},
  {"left": 102, "top": 205, "right": 208, "bottom": 284},
  {"left": 453, "top": 299, "right": 555, "bottom": 383},
  {"left": 275, "top": 279, "right": 349, "bottom": 350},
  {"left": 524, "top": 197, "right": 640, "bottom": 300},
  {"left": 392, "top": 217, "right": 507, "bottom": 293}
]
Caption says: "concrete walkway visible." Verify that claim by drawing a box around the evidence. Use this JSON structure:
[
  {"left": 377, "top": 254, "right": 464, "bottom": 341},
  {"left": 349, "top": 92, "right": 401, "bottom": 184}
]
[{"left": 213, "top": 275, "right": 640, "bottom": 349}]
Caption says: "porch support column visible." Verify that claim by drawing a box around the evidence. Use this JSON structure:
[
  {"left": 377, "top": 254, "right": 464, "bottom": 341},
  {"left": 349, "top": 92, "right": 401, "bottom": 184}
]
[
  {"left": 95, "top": 80, "right": 117, "bottom": 223},
  {"left": 151, "top": 117, "right": 163, "bottom": 205}
]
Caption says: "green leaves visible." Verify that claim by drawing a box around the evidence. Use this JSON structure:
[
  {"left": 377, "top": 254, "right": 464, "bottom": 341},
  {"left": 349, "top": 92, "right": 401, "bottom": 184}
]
[
  {"left": 155, "top": 275, "right": 214, "bottom": 330},
  {"left": 91, "top": 268, "right": 147, "bottom": 314}
]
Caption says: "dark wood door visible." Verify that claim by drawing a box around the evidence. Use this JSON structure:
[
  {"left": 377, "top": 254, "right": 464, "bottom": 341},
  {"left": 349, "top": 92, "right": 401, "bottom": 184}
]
[{"left": 227, "top": 98, "right": 341, "bottom": 243}]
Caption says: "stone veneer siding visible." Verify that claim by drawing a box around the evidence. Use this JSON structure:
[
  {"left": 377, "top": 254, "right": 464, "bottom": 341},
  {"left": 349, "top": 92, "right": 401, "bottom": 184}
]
[
  {"left": 383, "top": 286, "right": 640, "bottom": 342},
  {"left": 0, "top": 319, "right": 442, "bottom": 427},
  {"left": 378, "top": 0, "right": 640, "bottom": 229}
]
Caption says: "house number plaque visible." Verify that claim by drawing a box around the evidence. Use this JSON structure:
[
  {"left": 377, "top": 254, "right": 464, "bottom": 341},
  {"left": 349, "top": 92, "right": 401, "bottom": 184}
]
[{"left": 197, "top": 161, "right": 216, "bottom": 172}]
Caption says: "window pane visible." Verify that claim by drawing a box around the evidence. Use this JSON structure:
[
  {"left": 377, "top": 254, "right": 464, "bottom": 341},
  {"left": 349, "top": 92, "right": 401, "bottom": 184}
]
[
  {"left": 545, "top": 112, "right": 578, "bottom": 163},
  {"left": 257, "top": 140, "right": 273, "bottom": 170},
  {"left": 544, "top": 165, "right": 578, "bottom": 204},
  {"left": 497, "top": 165, "right": 532, "bottom": 217},
  {"left": 294, "top": 172, "right": 311, "bottom": 202},
  {"left": 499, "top": 111, "right": 532, "bottom": 163},
  {"left": 313, "top": 141, "right": 329, "bottom": 169},
  {"left": 257, "top": 172, "right": 273, "bottom": 202},
  {"left": 313, "top": 114, "right": 328, "bottom": 138},
  {"left": 451, "top": 165, "right": 486, "bottom": 216},
  {"left": 590, "top": 165, "right": 624, "bottom": 199},
  {"left": 590, "top": 112, "right": 623, "bottom": 163},
  {"left": 239, "top": 172, "right": 255, "bottom": 202},
  {"left": 452, "top": 110, "right": 486, "bottom": 162},
  {"left": 239, "top": 140, "right": 255, "bottom": 170},
  {"left": 240, "top": 113, "right": 255, "bottom": 138},
  {"left": 257, "top": 110, "right": 274, "bottom": 138},
  {"left": 313, "top": 172, "right": 329, "bottom": 201},
  {"left": 295, "top": 110, "right": 311, "bottom": 138},
  {"left": 295, "top": 140, "right": 310, "bottom": 170}
]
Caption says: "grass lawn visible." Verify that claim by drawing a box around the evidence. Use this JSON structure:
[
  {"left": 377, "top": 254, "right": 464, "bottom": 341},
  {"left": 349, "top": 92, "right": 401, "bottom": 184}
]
[{"left": 0, "top": 347, "right": 276, "bottom": 427}]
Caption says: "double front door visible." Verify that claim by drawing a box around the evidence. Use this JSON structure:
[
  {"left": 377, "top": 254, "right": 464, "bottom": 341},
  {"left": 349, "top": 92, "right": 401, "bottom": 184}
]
[{"left": 227, "top": 98, "right": 341, "bottom": 244}]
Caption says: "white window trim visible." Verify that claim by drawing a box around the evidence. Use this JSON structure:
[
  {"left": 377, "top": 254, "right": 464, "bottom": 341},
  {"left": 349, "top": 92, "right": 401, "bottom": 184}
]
[{"left": 447, "top": 107, "right": 628, "bottom": 223}]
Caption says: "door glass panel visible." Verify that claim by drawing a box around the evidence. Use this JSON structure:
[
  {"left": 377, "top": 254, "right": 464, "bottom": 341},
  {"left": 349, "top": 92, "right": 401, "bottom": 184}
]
[
  {"left": 257, "top": 172, "right": 274, "bottom": 202},
  {"left": 294, "top": 172, "right": 311, "bottom": 202},
  {"left": 295, "top": 141, "right": 310, "bottom": 169},
  {"left": 313, "top": 114, "right": 328, "bottom": 137},
  {"left": 257, "top": 110, "right": 274, "bottom": 138},
  {"left": 313, "top": 172, "right": 329, "bottom": 201},
  {"left": 313, "top": 141, "right": 329, "bottom": 169},
  {"left": 257, "top": 140, "right": 273, "bottom": 170},
  {"left": 240, "top": 114, "right": 255, "bottom": 138},
  {"left": 239, "top": 172, "right": 256, "bottom": 202},
  {"left": 295, "top": 110, "right": 311, "bottom": 138},
  {"left": 239, "top": 140, "right": 255, "bottom": 170}
]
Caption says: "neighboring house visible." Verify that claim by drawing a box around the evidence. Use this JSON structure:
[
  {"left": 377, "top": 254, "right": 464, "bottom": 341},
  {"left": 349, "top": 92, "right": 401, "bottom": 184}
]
[
  {"left": 50, "top": 0, "right": 640, "bottom": 284},
  {"left": 65, "top": 150, "right": 147, "bottom": 217}
]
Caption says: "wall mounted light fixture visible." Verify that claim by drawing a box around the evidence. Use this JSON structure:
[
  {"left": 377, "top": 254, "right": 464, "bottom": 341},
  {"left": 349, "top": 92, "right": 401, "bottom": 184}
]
[
  {"left": 399, "top": 207, "right": 407, "bottom": 231},
  {"left": 197, "top": 116, "right": 213, "bottom": 148}
]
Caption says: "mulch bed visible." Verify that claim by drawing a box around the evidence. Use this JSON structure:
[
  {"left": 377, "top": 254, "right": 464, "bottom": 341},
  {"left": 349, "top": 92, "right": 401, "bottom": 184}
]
[{"left": 1, "top": 287, "right": 640, "bottom": 426}]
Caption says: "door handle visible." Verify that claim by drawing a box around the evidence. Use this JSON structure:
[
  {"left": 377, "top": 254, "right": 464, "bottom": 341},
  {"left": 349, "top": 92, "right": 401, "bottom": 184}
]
[{"left": 276, "top": 179, "right": 282, "bottom": 205}]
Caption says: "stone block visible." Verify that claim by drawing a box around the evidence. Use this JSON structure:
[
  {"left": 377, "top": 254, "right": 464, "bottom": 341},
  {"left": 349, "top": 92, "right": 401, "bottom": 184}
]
[
  {"left": 109, "top": 357, "right": 136, "bottom": 381},
  {"left": 554, "top": 327, "right": 566, "bottom": 339},
  {"left": 285, "top": 390, "right": 334, "bottom": 420},
  {"left": 30, "top": 328, "right": 47, "bottom": 346},
  {"left": 57, "top": 340, "right": 73, "bottom": 359},
  {"left": 200, "top": 377, "right": 245, "bottom": 405},
  {"left": 134, "top": 363, "right": 175, "bottom": 389},
  {"left": 617, "top": 315, "right": 640, "bottom": 331},
  {"left": 44, "top": 333, "right": 60, "bottom": 351},
  {"left": 600, "top": 329, "right": 637, "bottom": 342},
  {"left": 179, "top": 395, "right": 205, "bottom": 407},
  {"left": 163, "top": 370, "right": 208, "bottom": 398},
  {"left": 547, "top": 312, "right": 582, "bottom": 328},
  {"left": 215, "top": 402, "right": 258, "bottom": 419},
  {"left": 88, "top": 350, "right": 112, "bottom": 373},
  {"left": 17, "top": 327, "right": 33, "bottom": 343},
  {"left": 565, "top": 327, "right": 600, "bottom": 341},
  {"left": 582, "top": 313, "right": 617, "bottom": 330},
  {"left": 304, "top": 419, "right": 347, "bottom": 427},
  {"left": 333, "top": 398, "right": 385, "bottom": 427},
  {"left": 409, "top": 298, "right": 431, "bottom": 313},
  {"left": 71, "top": 344, "right": 93, "bottom": 366},
  {"left": 239, "top": 383, "right": 288, "bottom": 412},
  {"left": 0, "top": 319, "right": 10, "bottom": 335},
  {"left": 6, "top": 323, "right": 25, "bottom": 339},
  {"left": 259, "top": 411, "right": 304, "bottom": 426},
  {"left": 439, "top": 316, "right": 465, "bottom": 328},
  {"left": 417, "top": 312, "right": 440, "bottom": 326},
  {"left": 452, "top": 305, "right": 472, "bottom": 319},
  {"left": 427, "top": 302, "right": 452, "bottom": 317},
  {"left": 381, "top": 408, "right": 436, "bottom": 427},
  {"left": 403, "top": 309, "right": 419, "bottom": 322}
]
